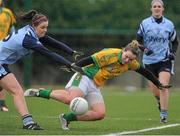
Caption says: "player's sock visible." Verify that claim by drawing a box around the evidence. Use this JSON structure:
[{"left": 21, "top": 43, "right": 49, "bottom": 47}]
[
  {"left": 155, "top": 96, "right": 160, "bottom": 101},
  {"left": 160, "top": 109, "right": 168, "bottom": 123},
  {"left": 160, "top": 109, "right": 167, "bottom": 118},
  {"left": 0, "top": 100, "right": 5, "bottom": 106},
  {"left": 155, "top": 96, "right": 161, "bottom": 111},
  {"left": 63, "top": 113, "right": 77, "bottom": 122},
  {"left": 37, "top": 89, "right": 52, "bottom": 99},
  {"left": 22, "top": 114, "right": 34, "bottom": 126}
]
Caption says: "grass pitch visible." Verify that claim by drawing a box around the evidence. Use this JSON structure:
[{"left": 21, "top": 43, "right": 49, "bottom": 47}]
[{"left": 0, "top": 86, "right": 180, "bottom": 135}]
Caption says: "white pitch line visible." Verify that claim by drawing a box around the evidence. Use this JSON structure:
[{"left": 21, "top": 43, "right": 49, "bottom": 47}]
[{"left": 107, "top": 123, "right": 180, "bottom": 135}]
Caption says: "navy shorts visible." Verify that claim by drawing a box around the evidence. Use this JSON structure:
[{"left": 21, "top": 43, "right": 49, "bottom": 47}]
[
  {"left": 144, "top": 60, "right": 174, "bottom": 78},
  {"left": 0, "top": 64, "right": 11, "bottom": 80}
]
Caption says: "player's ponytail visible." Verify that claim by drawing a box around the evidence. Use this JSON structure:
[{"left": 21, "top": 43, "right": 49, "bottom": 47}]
[
  {"left": 16, "top": 10, "right": 37, "bottom": 23},
  {"left": 16, "top": 10, "right": 48, "bottom": 27},
  {"left": 124, "top": 40, "right": 140, "bottom": 56}
]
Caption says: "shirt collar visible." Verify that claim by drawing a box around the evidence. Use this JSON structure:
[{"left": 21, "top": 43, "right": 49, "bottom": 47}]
[
  {"left": 151, "top": 16, "right": 165, "bottom": 24},
  {"left": 28, "top": 25, "right": 39, "bottom": 39}
]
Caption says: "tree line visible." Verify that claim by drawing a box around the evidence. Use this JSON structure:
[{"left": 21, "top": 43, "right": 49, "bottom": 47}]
[{"left": 8, "top": 0, "right": 180, "bottom": 33}]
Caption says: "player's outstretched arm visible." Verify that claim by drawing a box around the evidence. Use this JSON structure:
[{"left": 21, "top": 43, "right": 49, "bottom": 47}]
[
  {"left": 39, "top": 35, "right": 84, "bottom": 60},
  {"left": 135, "top": 66, "right": 171, "bottom": 90},
  {"left": 75, "top": 56, "right": 94, "bottom": 67}
]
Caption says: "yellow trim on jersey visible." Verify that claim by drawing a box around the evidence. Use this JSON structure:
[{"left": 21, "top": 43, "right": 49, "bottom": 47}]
[{"left": 0, "top": 7, "right": 16, "bottom": 39}]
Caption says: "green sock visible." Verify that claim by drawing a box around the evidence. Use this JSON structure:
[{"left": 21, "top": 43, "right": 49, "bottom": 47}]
[
  {"left": 0, "top": 100, "right": 5, "bottom": 106},
  {"left": 63, "top": 113, "right": 77, "bottom": 122},
  {"left": 37, "top": 89, "right": 52, "bottom": 99}
]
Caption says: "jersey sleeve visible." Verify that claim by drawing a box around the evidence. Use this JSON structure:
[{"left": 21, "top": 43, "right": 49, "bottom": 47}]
[
  {"left": 169, "top": 23, "right": 178, "bottom": 54},
  {"left": 39, "top": 35, "right": 74, "bottom": 55},
  {"left": 135, "top": 65, "right": 161, "bottom": 88},
  {"left": 136, "top": 23, "right": 144, "bottom": 44},
  {"left": 22, "top": 34, "right": 72, "bottom": 67}
]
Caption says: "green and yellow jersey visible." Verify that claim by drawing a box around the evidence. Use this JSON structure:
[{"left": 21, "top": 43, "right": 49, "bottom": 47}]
[
  {"left": 0, "top": 7, "right": 16, "bottom": 39},
  {"left": 83, "top": 48, "right": 140, "bottom": 86}
]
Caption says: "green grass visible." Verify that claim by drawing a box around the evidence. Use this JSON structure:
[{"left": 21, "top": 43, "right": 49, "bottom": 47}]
[{"left": 0, "top": 87, "right": 180, "bottom": 135}]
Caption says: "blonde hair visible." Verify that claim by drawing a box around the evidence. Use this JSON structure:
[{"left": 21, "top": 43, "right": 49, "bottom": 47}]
[
  {"left": 151, "top": 0, "right": 164, "bottom": 6},
  {"left": 124, "top": 40, "right": 140, "bottom": 56}
]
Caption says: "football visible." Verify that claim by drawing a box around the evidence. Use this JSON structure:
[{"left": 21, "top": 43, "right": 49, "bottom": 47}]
[{"left": 70, "top": 97, "right": 88, "bottom": 115}]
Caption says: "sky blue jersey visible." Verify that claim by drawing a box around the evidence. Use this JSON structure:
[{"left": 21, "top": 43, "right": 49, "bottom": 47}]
[
  {"left": 137, "top": 16, "right": 177, "bottom": 64},
  {"left": 0, "top": 25, "right": 35, "bottom": 64},
  {"left": 0, "top": 25, "right": 74, "bottom": 66}
]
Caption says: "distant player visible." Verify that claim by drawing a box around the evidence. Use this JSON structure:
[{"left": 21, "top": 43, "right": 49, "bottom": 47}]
[
  {"left": 0, "top": 0, "right": 16, "bottom": 112},
  {"left": 136, "top": 0, "right": 178, "bottom": 123},
  {"left": 24, "top": 40, "right": 171, "bottom": 130}
]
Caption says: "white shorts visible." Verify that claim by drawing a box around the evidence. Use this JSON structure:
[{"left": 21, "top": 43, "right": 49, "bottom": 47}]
[{"left": 65, "top": 73, "right": 104, "bottom": 106}]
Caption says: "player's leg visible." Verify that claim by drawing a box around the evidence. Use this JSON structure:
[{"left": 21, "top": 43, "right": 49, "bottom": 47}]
[
  {"left": 145, "top": 63, "right": 161, "bottom": 111},
  {"left": 60, "top": 77, "right": 105, "bottom": 130},
  {"left": 147, "top": 81, "right": 160, "bottom": 111},
  {"left": 158, "top": 71, "right": 170, "bottom": 123},
  {"left": 62, "top": 73, "right": 105, "bottom": 120},
  {"left": 0, "top": 73, "right": 43, "bottom": 130},
  {"left": 158, "top": 60, "right": 173, "bottom": 123},
  {"left": 24, "top": 73, "right": 85, "bottom": 104},
  {"left": 25, "top": 87, "right": 83, "bottom": 103},
  {"left": 24, "top": 86, "right": 84, "bottom": 130},
  {"left": 0, "top": 88, "right": 8, "bottom": 112},
  {"left": 76, "top": 93, "right": 105, "bottom": 121},
  {"left": 50, "top": 88, "right": 84, "bottom": 104},
  {"left": 60, "top": 102, "right": 105, "bottom": 130}
]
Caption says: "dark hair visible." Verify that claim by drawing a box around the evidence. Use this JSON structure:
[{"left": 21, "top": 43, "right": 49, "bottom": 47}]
[
  {"left": 124, "top": 40, "right": 140, "bottom": 56},
  {"left": 15, "top": 10, "right": 48, "bottom": 26}
]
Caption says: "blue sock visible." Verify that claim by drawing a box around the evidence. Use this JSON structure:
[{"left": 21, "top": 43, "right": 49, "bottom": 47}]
[
  {"left": 22, "top": 114, "right": 34, "bottom": 126},
  {"left": 160, "top": 109, "right": 167, "bottom": 118}
]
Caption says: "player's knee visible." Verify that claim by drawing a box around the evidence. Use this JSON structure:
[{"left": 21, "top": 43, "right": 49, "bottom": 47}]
[
  {"left": 96, "top": 112, "right": 105, "bottom": 120},
  {"left": 63, "top": 97, "right": 72, "bottom": 105}
]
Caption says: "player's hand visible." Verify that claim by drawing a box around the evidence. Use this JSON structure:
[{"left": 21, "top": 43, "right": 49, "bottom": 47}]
[
  {"left": 138, "top": 45, "right": 153, "bottom": 55},
  {"left": 73, "top": 51, "right": 84, "bottom": 60},
  {"left": 158, "top": 84, "right": 172, "bottom": 90},
  {"left": 169, "top": 53, "right": 175, "bottom": 60},
  {"left": 60, "top": 65, "right": 72, "bottom": 72},
  {"left": 144, "top": 49, "right": 153, "bottom": 56},
  {"left": 70, "top": 63, "right": 84, "bottom": 74},
  {"left": 60, "top": 64, "right": 84, "bottom": 74}
]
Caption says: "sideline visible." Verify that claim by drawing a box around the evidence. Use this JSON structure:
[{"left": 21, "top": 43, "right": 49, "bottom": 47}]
[{"left": 107, "top": 123, "right": 180, "bottom": 135}]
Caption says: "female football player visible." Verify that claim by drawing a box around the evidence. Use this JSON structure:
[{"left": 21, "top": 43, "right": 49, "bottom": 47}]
[
  {"left": 0, "top": 10, "right": 83, "bottom": 130},
  {"left": 24, "top": 40, "right": 171, "bottom": 130},
  {"left": 136, "top": 0, "right": 178, "bottom": 123}
]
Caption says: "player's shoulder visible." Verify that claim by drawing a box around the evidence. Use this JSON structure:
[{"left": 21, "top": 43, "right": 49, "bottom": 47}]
[
  {"left": 101, "top": 48, "right": 121, "bottom": 52},
  {"left": 163, "top": 16, "right": 174, "bottom": 26},
  {"left": 2, "top": 7, "right": 14, "bottom": 15},
  {"left": 141, "top": 16, "right": 152, "bottom": 24},
  {"left": 2, "top": 7, "right": 12, "bottom": 13}
]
